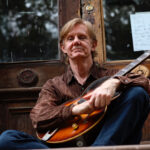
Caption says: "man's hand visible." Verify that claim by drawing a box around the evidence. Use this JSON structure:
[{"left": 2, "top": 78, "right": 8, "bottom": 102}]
[
  {"left": 72, "top": 78, "right": 120, "bottom": 116},
  {"left": 72, "top": 100, "right": 94, "bottom": 115},
  {"left": 88, "top": 78, "right": 120, "bottom": 109}
]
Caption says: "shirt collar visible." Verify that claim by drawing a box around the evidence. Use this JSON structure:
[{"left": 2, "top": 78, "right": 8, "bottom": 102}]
[
  {"left": 90, "top": 62, "right": 101, "bottom": 79},
  {"left": 65, "top": 65, "right": 74, "bottom": 84},
  {"left": 64, "top": 62, "right": 100, "bottom": 85}
]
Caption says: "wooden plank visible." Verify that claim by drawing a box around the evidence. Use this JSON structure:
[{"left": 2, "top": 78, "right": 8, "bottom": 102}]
[
  {"left": 0, "top": 62, "right": 65, "bottom": 89},
  {"left": 59, "top": 0, "right": 81, "bottom": 29},
  {"left": 81, "top": 0, "right": 105, "bottom": 63}
]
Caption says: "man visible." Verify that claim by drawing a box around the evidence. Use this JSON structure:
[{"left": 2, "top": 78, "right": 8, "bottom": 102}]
[{"left": 0, "top": 18, "right": 150, "bottom": 149}]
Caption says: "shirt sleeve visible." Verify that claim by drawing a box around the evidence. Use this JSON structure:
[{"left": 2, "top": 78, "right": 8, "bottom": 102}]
[
  {"left": 114, "top": 73, "right": 150, "bottom": 95},
  {"left": 30, "top": 79, "right": 74, "bottom": 132},
  {"left": 102, "top": 66, "right": 150, "bottom": 95}
]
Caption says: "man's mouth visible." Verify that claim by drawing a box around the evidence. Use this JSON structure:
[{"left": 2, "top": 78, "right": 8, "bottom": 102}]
[{"left": 72, "top": 46, "right": 83, "bottom": 51}]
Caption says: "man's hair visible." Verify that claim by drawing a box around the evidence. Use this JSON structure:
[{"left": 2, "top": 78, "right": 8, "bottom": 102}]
[
  {"left": 59, "top": 18, "right": 97, "bottom": 61},
  {"left": 60, "top": 18, "right": 97, "bottom": 44}
]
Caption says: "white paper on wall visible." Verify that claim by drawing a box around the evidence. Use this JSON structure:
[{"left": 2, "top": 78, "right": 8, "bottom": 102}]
[{"left": 130, "top": 12, "right": 150, "bottom": 51}]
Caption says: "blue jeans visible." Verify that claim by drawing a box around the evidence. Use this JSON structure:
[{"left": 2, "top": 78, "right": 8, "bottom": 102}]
[
  {"left": 0, "top": 86, "right": 149, "bottom": 149},
  {"left": 92, "top": 86, "right": 150, "bottom": 146},
  {"left": 0, "top": 130, "right": 49, "bottom": 149}
]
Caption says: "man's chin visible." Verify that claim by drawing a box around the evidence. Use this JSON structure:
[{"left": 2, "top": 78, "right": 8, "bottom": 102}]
[
  {"left": 71, "top": 54, "right": 86, "bottom": 59},
  {"left": 73, "top": 51, "right": 85, "bottom": 56}
]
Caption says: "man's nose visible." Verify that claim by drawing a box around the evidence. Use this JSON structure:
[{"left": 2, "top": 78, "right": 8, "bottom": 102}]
[{"left": 73, "top": 36, "right": 81, "bottom": 45}]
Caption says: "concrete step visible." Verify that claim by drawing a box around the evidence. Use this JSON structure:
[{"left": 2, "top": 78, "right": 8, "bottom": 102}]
[{"left": 33, "top": 144, "right": 150, "bottom": 150}]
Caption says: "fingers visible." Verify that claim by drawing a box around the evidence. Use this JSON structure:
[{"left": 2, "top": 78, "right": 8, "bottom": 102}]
[
  {"left": 72, "top": 100, "right": 94, "bottom": 115},
  {"left": 89, "top": 93, "right": 111, "bottom": 109}
]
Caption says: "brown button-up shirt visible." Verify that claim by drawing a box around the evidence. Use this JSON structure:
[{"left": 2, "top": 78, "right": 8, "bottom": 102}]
[{"left": 30, "top": 63, "right": 150, "bottom": 131}]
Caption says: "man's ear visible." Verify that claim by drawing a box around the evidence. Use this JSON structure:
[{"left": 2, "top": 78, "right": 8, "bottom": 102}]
[
  {"left": 60, "top": 43, "right": 67, "bottom": 54},
  {"left": 91, "top": 40, "right": 97, "bottom": 51}
]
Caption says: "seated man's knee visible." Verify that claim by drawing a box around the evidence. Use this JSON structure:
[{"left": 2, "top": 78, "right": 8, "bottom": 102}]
[
  {"left": 128, "top": 86, "right": 148, "bottom": 98},
  {"left": 0, "top": 130, "right": 16, "bottom": 149},
  {"left": 125, "top": 86, "right": 149, "bottom": 107}
]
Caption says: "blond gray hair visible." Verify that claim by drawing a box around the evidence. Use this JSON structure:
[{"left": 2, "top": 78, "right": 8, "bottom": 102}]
[{"left": 60, "top": 18, "right": 97, "bottom": 61}]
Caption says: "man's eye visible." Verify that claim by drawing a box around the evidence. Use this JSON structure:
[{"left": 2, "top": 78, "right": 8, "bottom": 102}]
[
  {"left": 67, "top": 37, "right": 73, "bottom": 40},
  {"left": 79, "top": 36, "right": 86, "bottom": 40}
]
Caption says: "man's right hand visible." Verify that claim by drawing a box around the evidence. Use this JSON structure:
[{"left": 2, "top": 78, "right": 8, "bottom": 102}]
[{"left": 72, "top": 100, "right": 94, "bottom": 115}]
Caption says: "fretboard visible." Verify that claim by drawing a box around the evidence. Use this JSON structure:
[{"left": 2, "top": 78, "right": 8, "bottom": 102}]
[{"left": 113, "top": 51, "right": 150, "bottom": 77}]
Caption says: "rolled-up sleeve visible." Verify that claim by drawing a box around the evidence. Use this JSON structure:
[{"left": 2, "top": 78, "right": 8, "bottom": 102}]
[{"left": 114, "top": 73, "right": 150, "bottom": 94}]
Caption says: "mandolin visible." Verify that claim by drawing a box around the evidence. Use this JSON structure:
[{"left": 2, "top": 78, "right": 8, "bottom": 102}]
[{"left": 36, "top": 51, "right": 150, "bottom": 146}]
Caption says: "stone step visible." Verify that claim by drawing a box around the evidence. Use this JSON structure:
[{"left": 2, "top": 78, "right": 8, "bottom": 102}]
[{"left": 33, "top": 144, "right": 150, "bottom": 150}]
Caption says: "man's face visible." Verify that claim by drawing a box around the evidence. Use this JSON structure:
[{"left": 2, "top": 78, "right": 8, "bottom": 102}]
[{"left": 61, "top": 24, "right": 96, "bottom": 61}]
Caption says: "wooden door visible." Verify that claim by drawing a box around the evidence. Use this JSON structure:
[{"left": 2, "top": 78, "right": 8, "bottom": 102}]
[{"left": 0, "top": 0, "right": 80, "bottom": 136}]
